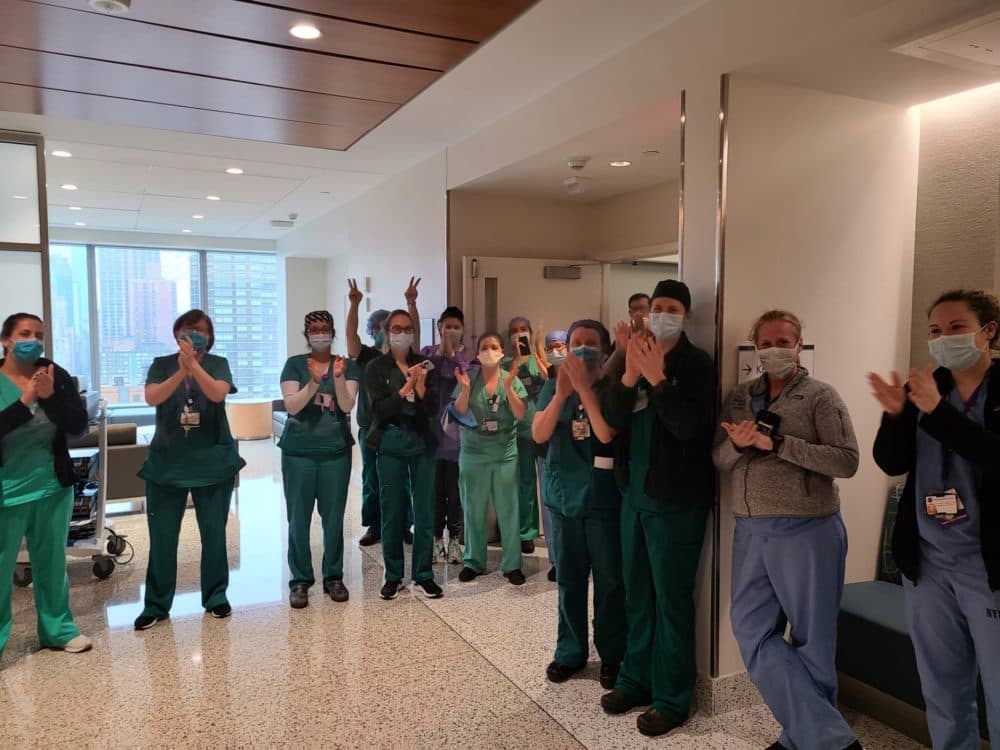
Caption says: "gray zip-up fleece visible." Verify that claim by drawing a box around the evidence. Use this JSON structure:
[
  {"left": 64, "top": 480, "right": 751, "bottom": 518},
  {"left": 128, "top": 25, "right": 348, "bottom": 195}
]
[{"left": 713, "top": 368, "right": 859, "bottom": 518}]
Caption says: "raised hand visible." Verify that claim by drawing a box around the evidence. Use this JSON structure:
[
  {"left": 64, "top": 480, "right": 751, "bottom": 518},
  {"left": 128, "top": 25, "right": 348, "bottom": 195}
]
[
  {"left": 636, "top": 336, "right": 668, "bottom": 386},
  {"left": 722, "top": 420, "right": 757, "bottom": 449},
  {"left": 178, "top": 337, "right": 197, "bottom": 373},
  {"left": 332, "top": 356, "right": 346, "bottom": 379},
  {"left": 455, "top": 366, "right": 471, "bottom": 390},
  {"left": 614, "top": 320, "right": 630, "bottom": 352},
  {"left": 504, "top": 354, "right": 523, "bottom": 390},
  {"left": 32, "top": 364, "right": 55, "bottom": 399},
  {"left": 555, "top": 362, "right": 574, "bottom": 400},
  {"left": 20, "top": 376, "right": 38, "bottom": 407},
  {"left": 867, "top": 371, "right": 906, "bottom": 416},
  {"left": 414, "top": 363, "right": 428, "bottom": 398},
  {"left": 348, "top": 278, "right": 363, "bottom": 306},
  {"left": 906, "top": 363, "right": 941, "bottom": 414},
  {"left": 405, "top": 276, "right": 421, "bottom": 305},
  {"left": 308, "top": 357, "right": 330, "bottom": 383},
  {"left": 561, "top": 350, "right": 590, "bottom": 394}
]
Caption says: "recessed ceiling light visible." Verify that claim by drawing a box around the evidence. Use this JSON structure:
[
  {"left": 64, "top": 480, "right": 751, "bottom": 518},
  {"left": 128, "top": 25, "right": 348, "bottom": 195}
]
[
  {"left": 69, "top": 206, "right": 82, "bottom": 211},
  {"left": 642, "top": 149, "right": 660, "bottom": 156},
  {"left": 290, "top": 23, "right": 321, "bottom": 40},
  {"left": 610, "top": 161, "right": 632, "bottom": 167},
  {"left": 12, "top": 195, "right": 28, "bottom": 200},
  {"left": 182, "top": 229, "right": 192, "bottom": 234},
  {"left": 61, "top": 184, "right": 78, "bottom": 191},
  {"left": 51, "top": 150, "right": 72, "bottom": 158},
  {"left": 225, "top": 167, "right": 244, "bottom": 175},
  {"left": 192, "top": 214, "right": 204, "bottom": 219},
  {"left": 74, "top": 221, "right": 86, "bottom": 227},
  {"left": 206, "top": 195, "right": 220, "bottom": 201}
]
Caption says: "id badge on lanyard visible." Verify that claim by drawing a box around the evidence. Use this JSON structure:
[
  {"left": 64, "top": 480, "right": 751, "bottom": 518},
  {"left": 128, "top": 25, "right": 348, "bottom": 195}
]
[
  {"left": 633, "top": 387, "right": 650, "bottom": 413},
  {"left": 571, "top": 402, "right": 591, "bottom": 441},
  {"left": 482, "top": 393, "right": 500, "bottom": 433},
  {"left": 926, "top": 385, "right": 981, "bottom": 528},
  {"left": 180, "top": 376, "right": 200, "bottom": 436}
]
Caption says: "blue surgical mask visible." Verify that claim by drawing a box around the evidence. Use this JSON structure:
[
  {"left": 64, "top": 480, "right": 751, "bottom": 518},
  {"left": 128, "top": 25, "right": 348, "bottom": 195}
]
[
  {"left": 648, "top": 312, "right": 684, "bottom": 341},
  {"left": 572, "top": 346, "right": 601, "bottom": 370},
  {"left": 928, "top": 328, "right": 987, "bottom": 372},
  {"left": 185, "top": 332, "right": 209, "bottom": 352},
  {"left": 373, "top": 331, "right": 386, "bottom": 349},
  {"left": 389, "top": 333, "right": 413, "bottom": 352},
  {"left": 12, "top": 339, "right": 44, "bottom": 364},
  {"left": 547, "top": 348, "right": 566, "bottom": 364}
]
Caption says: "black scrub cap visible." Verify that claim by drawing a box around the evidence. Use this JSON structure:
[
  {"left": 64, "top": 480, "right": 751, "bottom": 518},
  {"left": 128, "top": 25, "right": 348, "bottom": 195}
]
[{"left": 651, "top": 280, "right": 691, "bottom": 310}]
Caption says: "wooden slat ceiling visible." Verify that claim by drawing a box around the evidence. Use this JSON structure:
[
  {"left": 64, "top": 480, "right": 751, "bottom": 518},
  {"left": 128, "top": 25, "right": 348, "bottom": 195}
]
[{"left": 0, "top": 0, "right": 537, "bottom": 150}]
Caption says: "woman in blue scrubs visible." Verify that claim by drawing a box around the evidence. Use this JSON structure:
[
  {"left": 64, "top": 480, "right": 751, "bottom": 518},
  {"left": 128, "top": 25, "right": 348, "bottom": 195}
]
[
  {"left": 715, "top": 309, "right": 860, "bottom": 750},
  {"left": 871, "top": 289, "right": 1000, "bottom": 749}
]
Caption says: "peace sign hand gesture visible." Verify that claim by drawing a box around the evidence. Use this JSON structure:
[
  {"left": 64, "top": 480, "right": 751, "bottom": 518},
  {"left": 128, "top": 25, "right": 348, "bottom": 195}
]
[
  {"left": 347, "top": 278, "right": 363, "bottom": 306},
  {"left": 405, "top": 277, "right": 421, "bottom": 305}
]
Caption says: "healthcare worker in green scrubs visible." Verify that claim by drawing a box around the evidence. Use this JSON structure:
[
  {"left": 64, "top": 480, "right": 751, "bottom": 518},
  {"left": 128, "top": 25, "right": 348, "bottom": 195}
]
[
  {"left": 533, "top": 320, "right": 625, "bottom": 690},
  {"left": 280, "top": 310, "right": 358, "bottom": 609},
  {"left": 365, "top": 309, "right": 442, "bottom": 601},
  {"left": 0, "top": 313, "right": 92, "bottom": 658},
  {"left": 598, "top": 280, "right": 716, "bottom": 738},
  {"left": 454, "top": 333, "right": 529, "bottom": 585},
  {"left": 506, "top": 317, "right": 550, "bottom": 553},
  {"left": 135, "top": 309, "right": 245, "bottom": 631}
]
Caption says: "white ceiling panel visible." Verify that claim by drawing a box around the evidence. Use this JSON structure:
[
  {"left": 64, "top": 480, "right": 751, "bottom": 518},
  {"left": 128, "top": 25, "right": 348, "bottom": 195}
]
[
  {"left": 50, "top": 189, "right": 144, "bottom": 212},
  {"left": 145, "top": 166, "right": 300, "bottom": 203},
  {"left": 45, "top": 158, "right": 151, "bottom": 194},
  {"left": 49, "top": 205, "right": 138, "bottom": 230}
]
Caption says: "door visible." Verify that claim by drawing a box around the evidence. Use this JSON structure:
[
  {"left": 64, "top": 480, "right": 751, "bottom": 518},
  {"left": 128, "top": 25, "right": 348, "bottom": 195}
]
[{"left": 463, "top": 256, "right": 604, "bottom": 342}]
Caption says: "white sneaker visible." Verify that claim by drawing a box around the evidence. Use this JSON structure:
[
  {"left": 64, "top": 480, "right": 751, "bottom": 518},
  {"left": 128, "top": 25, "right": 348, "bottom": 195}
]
[
  {"left": 432, "top": 538, "right": 447, "bottom": 564},
  {"left": 447, "top": 539, "right": 463, "bottom": 565},
  {"left": 62, "top": 635, "right": 93, "bottom": 653}
]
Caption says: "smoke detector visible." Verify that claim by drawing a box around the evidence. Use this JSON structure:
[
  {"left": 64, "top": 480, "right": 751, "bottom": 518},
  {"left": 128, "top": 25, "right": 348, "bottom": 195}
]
[
  {"left": 89, "top": 0, "right": 131, "bottom": 14},
  {"left": 566, "top": 156, "right": 591, "bottom": 171},
  {"left": 563, "top": 177, "right": 591, "bottom": 196}
]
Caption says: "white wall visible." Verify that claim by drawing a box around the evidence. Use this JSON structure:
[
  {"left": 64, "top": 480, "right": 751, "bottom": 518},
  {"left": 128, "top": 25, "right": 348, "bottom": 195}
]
[
  {"left": 279, "top": 153, "right": 448, "bottom": 354},
  {"left": 718, "top": 76, "right": 920, "bottom": 675},
  {"left": 282, "top": 257, "right": 329, "bottom": 359}
]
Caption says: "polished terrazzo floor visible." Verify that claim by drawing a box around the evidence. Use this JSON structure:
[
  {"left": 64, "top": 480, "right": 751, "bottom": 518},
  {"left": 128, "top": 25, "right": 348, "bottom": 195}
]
[{"left": 1, "top": 440, "right": 925, "bottom": 749}]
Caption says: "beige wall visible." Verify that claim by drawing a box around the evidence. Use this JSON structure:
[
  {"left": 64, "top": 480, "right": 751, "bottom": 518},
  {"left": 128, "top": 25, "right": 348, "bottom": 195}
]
[
  {"left": 719, "top": 76, "right": 920, "bottom": 676},
  {"left": 607, "top": 262, "right": 677, "bottom": 322},
  {"left": 911, "top": 83, "right": 1000, "bottom": 368},
  {"left": 447, "top": 180, "right": 679, "bottom": 307}
]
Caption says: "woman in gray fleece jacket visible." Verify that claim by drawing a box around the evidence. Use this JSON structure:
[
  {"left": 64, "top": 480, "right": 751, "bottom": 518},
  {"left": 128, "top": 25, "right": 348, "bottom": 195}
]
[{"left": 714, "top": 310, "right": 860, "bottom": 750}]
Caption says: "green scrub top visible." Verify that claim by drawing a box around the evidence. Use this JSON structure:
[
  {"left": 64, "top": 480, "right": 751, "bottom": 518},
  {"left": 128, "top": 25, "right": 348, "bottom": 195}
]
[
  {"left": 624, "top": 384, "right": 662, "bottom": 514},
  {"left": 375, "top": 362, "right": 428, "bottom": 458},
  {"left": 353, "top": 344, "right": 381, "bottom": 429},
  {"left": 536, "top": 379, "right": 619, "bottom": 519},
  {"left": 278, "top": 354, "right": 359, "bottom": 457},
  {"left": 454, "top": 369, "right": 527, "bottom": 463},
  {"left": 0, "top": 373, "right": 62, "bottom": 506},
  {"left": 502, "top": 355, "right": 543, "bottom": 438},
  {"left": 138, "top": 353, "right": 246, "bottom": 488}
]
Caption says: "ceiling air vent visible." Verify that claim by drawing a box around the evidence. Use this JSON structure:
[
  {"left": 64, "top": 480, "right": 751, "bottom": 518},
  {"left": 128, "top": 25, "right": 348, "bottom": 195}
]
[
  {"left": 271, "top": 212, "right": 298, "bottom": 230},
  {"left": 89, "top": 0, "right": 131, "bottom": 14},
  {"left": 893, "top": 9, "right": 1000, "bottom": 75}
]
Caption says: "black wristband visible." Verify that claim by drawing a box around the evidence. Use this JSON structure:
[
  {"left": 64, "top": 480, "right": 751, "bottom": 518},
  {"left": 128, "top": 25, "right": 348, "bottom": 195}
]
[{"left": 770, "top": 434, "right": 784, "bottom": 454}]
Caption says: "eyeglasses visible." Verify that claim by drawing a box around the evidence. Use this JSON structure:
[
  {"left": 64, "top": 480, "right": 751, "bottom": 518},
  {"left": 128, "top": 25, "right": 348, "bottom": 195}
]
[
  {"left": 389, "top": 325, "right": 414, "bottom": 335},
  {"left": 307, "top": 326, "right": 333, "bottom": 335}
]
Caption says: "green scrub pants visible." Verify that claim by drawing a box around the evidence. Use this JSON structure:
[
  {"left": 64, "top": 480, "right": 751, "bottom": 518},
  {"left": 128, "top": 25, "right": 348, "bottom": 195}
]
[
  {"left": 0, "top": 488, "right": 80, "bottom": 656},
  {"left": 460, "top": 457, "right": 522, "bottom": 574},
  {"left": 358, "top": 427, "right": 381, "bottom": 529},
  {"left": 282, "top": 452, "right": 352, "bottom": 589},
  {"left": 377, "top": 452, "right": 435, "bottom": 584},
  {"left": 615, "top": 501, "right": 707, "bottom": 722},
  {"left": 516, "top": 437, "right": 540, "bottom": 541},
  {"left": 551, "top": 508, "right": 626, "bottom": 669},
  {"left": 141, "top": 478, "right": 235, "bottom": 618}
]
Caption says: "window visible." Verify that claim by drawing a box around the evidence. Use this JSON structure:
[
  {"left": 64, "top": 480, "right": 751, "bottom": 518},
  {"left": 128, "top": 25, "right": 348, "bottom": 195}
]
[
  {"left": 47, "top": 244, "right": 91, "bottom": 385},
  {"left": 50, "top": 244, "right": 280, "bottom": 404}
]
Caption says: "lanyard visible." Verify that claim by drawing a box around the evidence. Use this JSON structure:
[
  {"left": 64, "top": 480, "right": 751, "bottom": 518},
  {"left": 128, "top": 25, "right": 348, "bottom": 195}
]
[{"left": 941, "top": 380, "right": 986, "bottom": 482}]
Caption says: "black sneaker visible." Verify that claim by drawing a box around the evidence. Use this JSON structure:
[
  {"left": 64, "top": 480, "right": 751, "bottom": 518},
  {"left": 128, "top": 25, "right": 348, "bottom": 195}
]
[
  {"left": 133, "top": 614, "right": 167, "bottom": 631},
  {"left": 636, "top": 707, "right": 682, "bottom": 737},
  {"left": 504, "top": 569, "right": 526, "bottom": 586},
  {"left": 403, "top": 528, "right": 414, "bottom": 545},
  {"left": 600, "top": 662, "right": 620, "bottom": 690},
  {"left": 842, "top": 743, "right": 863, "bottom": 750},
  {"left": 289, "top": 584, "right": 309, "bottom": 609},
  {"left": 359, "top": 528, "right": 381, "bottom": 546},
  {"left": 546, "top": 661, "right": 582, "bottom": 683},
  {"left": 547, "top": 565, "right": 557, "bottom": 582},
  {"left": 326, "top": 580, "right": 349, "bottom": 603},
  {"left": 521, "top": 539, "right": 535, "bottom": 554},
  {"left": 765, "top": 743, "right": 790, "bottom": 750},
  {"left": 210, "top": 603, "right": 232, "bottom": 619},
  {"left": 601, "top": 689, "right": 646, "bottom": 715},
  {"left": 380, "top": 580, "right": 402, "bottom": 600},
  {"left": 414, "top": 579, "right": 443, "bottom": 599},
  {"left": 458, "top": 567, "right": 479, "bottom": 582}
]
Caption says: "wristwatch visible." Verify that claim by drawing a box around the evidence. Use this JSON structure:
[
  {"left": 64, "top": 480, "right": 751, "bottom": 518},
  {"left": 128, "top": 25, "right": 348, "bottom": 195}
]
[{"left": 770, "top": 434, "right": 784, "bottom": 454}]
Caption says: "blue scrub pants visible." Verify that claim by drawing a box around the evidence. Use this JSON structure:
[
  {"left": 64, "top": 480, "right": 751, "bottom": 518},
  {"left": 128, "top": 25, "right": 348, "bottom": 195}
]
[
  {"left": 731, "top": 514, "right": 855, "bottom": 750},
  {"left": 537, "top": 456, "right": 556, "bottom": 566},
  {"left": 905, "top": 561, "right": 1000, "bottom": 749}
]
